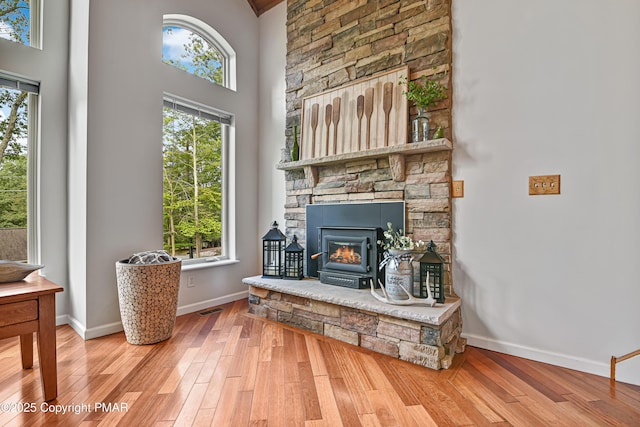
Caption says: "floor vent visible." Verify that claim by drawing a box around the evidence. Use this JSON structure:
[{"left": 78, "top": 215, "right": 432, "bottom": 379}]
[{"left": 198, "top": 308, "right": 223, "bottom": 316}]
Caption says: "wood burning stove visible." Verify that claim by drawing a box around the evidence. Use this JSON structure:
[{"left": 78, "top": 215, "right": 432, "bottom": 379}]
[
  {"left": 305, "top": 201, "right": 404, "bottom": 282},
  {"left": 317, "top": 227, "right": 383, "bottom": 288}
]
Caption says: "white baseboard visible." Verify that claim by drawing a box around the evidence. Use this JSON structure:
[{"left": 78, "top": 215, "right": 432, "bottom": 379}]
[
  {"left": 463, "top": 333, "right": 610, "bottom": 380},
  {"left": 64, "top": 314, "right": 86, "bottom": 338},
  {"left": 176, "top": 290, "right": 248, "bottom": 316},
  {"left": 56, "top": 314, "right": 70, "bottom": 326},
  {"left": 85, "top": 321, "right": 124, "bottom": 340},
  {"left": 65, "top": 314, "right": 124, "bottom": 340},
  {"left": 60, "top": 291, "right": 249, "bottom": 340}
]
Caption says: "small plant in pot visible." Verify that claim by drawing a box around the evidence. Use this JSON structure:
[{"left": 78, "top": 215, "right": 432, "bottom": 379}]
[{"left": 399, "top": 73, "right": 448, "bottom": 142}]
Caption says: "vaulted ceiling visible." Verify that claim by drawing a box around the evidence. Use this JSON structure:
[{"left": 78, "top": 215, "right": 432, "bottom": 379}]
[{"left": 246, "top": 0, "right": 284, "bottom": 16}]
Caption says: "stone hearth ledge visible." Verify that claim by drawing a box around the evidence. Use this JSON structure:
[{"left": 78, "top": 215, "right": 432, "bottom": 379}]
[
  {"left": 243, "top": 276, "right": 465, "bottom": 370},
  {"left": 242, "top": 276, "right": 460, "bottom": 326}
]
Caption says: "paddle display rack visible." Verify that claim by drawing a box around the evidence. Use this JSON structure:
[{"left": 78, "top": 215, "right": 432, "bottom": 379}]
[{"left": 299, "top": 65, "right": 409, "bottom": 160}]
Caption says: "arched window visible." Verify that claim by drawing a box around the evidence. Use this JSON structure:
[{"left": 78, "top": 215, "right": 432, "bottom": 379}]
[{"left": 162, "top": 14, "right": 236, "bottom": 90}]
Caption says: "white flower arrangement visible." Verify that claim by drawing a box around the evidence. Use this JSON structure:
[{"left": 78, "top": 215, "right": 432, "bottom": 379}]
[{"left": 377, "top": 222, "right": 425, "bottom": 251}]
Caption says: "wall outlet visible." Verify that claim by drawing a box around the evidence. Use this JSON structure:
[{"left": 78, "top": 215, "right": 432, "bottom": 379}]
[
  {"left": 187, "top": 276, "right": 195, "bottom": 288},
  {"left": 529, "top": 175, "right": 560, "bottom": 195},
  {"left": 452, "top": 180, "right": 464, "bottom": 198}
]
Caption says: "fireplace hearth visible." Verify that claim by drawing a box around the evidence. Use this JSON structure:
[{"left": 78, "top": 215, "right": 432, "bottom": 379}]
[{"left": 317, "top": 227, "right": 382, "bottom": 289}]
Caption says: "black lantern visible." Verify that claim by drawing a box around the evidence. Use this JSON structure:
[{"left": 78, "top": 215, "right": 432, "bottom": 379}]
[
  {"left": 418, "top": 240, "right": 446, "bottom": 303},
  {"left": 262, "top": 221, "right": 286, "bottom": 278},
  {"left": 283, "top": 235, "right": 304, "bottom": 280}
]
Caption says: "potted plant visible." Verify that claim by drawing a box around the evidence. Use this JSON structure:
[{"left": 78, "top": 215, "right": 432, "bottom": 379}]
[{"left": 399, "top": 73, "right": 447, "bottom": 142}]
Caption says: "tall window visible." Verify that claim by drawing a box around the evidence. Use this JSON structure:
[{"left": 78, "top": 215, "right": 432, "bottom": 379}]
[
  {"left": 0, "top": 0, "right": 40, "bottom": 48},
  {"left": 162, "top": 15, "right": 235, "bottom": 264},
  {"left": 163, "top": 99, "right": 230, "bottom": 262},
  {"left": 0, "top": 75, "right": 38, "bottom": 262}
]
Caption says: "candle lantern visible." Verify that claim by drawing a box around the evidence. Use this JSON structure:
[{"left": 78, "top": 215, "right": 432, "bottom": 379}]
[
  {"left": 283, "top": 235, "right": 304, "bottom": 280},
  {"left": 262, "top": 221, "right": 286, "bottom": 278},
  {"left": 418, "top": 240, "right": 446, "bottom": 303}
]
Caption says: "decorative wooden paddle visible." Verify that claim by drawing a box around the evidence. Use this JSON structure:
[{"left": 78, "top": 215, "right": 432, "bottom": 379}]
[
  {"left": 332, "top": 97, "right": 341, "bottom": 155},
  {"left": 310, "top": 103, "right": 319, "bottom": 158},
  {"left": 324, "top": 104, "right": 332, "bottom": 156},
  {"left": 383, "top": 82, "right": 393, "bottom": 147},
  {"left": 356, "top": 95, "right": 364, "bottom": 151},
  {"left": 364, "top": 88, "right": 374, "bottom": 149}
]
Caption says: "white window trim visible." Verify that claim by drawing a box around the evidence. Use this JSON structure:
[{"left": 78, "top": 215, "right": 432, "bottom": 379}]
[
  {"left": 31, "top": 0, "right": 42, "bottom": 49},
  {"left": 27, "top": 92, "right": 41, "bottom": 263},
  {"left": 162, "top": 14, "right": 237, "bottom": 91}
]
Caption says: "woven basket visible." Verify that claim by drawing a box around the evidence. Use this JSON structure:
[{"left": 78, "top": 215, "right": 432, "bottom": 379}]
[{"left": 115, "top": 257, "right": 181, "bottom": 345}]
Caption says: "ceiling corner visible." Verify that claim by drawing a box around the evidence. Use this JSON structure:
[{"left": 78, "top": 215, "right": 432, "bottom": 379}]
[{"left": 246, "top": 0, "right": 284, "bottom": 17}]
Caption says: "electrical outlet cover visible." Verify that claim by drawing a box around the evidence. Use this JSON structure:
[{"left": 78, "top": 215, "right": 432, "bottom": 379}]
[{"left": 529, "top": 175, "right": 560, "bottom": 195}]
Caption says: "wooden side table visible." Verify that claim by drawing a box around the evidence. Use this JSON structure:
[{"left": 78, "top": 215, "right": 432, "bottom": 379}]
[{"left": 0, "top": 275, "right": 63, "bottom": 401}]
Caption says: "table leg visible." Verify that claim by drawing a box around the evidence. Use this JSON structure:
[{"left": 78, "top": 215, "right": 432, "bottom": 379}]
[
  {"left": 36, "top": 293, "right": 57, "bottom": 401},
  {"left": 20, "top": 333, "right": 33, "bottom": 369}
]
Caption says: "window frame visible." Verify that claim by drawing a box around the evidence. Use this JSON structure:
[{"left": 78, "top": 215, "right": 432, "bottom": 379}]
[
  {"left": 0, "top": 72, "right": 40, "bottom": 263},
  {"left": 161, "top": 15, "right": 237, "bottom": 270},
  {"left": 162, "top": 14, "right": 237, "bottom": 91},
  {"left": 162, "top": 94, "right": 234, "bottom": 267}
]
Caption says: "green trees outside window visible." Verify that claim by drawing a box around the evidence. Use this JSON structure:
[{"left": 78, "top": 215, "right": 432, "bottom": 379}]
[
  {"left": 163, "top": 105, "right": 224, "bottom": 260},
  {"left": 0, "top": 0, "right": 30, "bottom": 46},
  {"left": 162, "top": 25, "right": 224, "bottom": 86},
  {"left": 0, "top": 87, "right": 27, "bottom": 229}
]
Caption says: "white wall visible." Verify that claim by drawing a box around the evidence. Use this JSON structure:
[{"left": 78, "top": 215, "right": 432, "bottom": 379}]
[
  {"left": 451, "top": 0, "right": 640, "bottom": 385},
  {"left": 258, "top": 2, "right": 287, "bottom": 252},
  {"left": 67, "top": 0, "right": 261, "bottom": 337},
  {"left": 0, "top": 0, "right": 69, "bottom": 318}
]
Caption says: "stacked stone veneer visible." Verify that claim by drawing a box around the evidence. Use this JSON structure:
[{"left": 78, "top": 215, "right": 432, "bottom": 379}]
[
  {"left": 284, "top": 0, "right": 455, "bottom": 297},
  {"left": 247, "top": 284, "right": 465, "bottom": 369},
  {"left": 286, "top": 0, "right": 453, "bottom": 134}
]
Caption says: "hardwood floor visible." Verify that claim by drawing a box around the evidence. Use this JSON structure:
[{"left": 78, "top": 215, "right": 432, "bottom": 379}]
[{"left": 0, "top": 299, "right": 639, "bottom": 426}]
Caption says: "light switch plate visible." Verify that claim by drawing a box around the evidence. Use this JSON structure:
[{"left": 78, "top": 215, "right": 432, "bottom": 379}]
[
  {"left": 452, "top": 180, "right": 464, "bottom": 198},
  {"left": 529, "top": 175, "right": 560, "bottom": 195}
]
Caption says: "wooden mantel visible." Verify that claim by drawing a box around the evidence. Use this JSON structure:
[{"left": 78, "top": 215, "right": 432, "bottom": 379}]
[{"left": 276, "top": 138, "right": 452, "bottom": 186}]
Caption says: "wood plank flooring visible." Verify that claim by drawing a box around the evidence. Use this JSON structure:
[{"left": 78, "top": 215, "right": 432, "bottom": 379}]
[{"left": 0, "top": 299, "right": 639, "bottom": 426}]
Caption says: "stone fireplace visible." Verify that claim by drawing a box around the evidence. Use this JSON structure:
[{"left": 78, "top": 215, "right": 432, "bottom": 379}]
[
  {"left": 242, "top": 0, "right": 462, "bottom": 370},
  {"left": 247, "top": 138, "right": 461, "bottom": 369}
]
